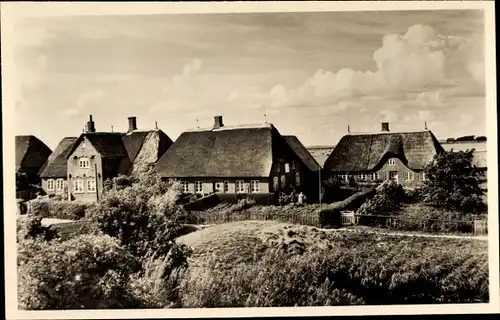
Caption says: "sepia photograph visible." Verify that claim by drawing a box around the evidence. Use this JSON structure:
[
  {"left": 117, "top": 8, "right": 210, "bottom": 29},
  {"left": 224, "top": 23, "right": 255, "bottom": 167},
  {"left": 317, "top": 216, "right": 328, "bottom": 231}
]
[{"left": 2, "top": 1, "right": 498, "bottom": 318}]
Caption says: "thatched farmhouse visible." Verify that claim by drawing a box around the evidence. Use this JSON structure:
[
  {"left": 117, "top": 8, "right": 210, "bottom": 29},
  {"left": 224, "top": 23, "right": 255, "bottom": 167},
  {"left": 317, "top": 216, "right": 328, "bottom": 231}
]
[
  {"left": 39, "top": 137, "right": 78, "bottom": 198},
  {"left": 155, "top": 116, "right": 321, "bottom": 203},
  {"left": 65, "top": 115, "right": 173, "bottom": 202},
  {"left": 323, "top": 122, "right": 444, "bottom": 187},
  {"left": 16, "top": 135, "right": 52, "bottom": 199}
]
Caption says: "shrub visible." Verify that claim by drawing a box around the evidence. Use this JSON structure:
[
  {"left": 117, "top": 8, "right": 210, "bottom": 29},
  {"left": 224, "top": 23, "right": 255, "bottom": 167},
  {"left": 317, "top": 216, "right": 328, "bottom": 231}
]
[
  {"left": 88, "top": 166, "right": 190, "bottom": 265},
  {"left": 422, "top": 149, "right": 486, "bottom": 213},
  {"left": 357, "top": 180, "right": 406, "bottom": 217},
  {"left": 27, "top": 199, "right": 93, "bottom": 220},
  {"left": 17, "top": 234, "right": 141, "bottom": 310},
  {"left": 17, "top": 215, "right": 59, "bottom": 242}
]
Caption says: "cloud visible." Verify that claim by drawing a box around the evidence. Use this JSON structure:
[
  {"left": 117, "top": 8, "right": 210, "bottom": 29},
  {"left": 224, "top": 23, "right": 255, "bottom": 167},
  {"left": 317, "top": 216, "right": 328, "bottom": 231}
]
[
  {"left": 380, "top": 109, "right": 399, "bottom": 122},
  {"left": 63, "top": 89, "right": 105, "bottom": 116},
  {"left": 227, "top": 92, "right": 239, "bottom": 102},
  {"left": 259, "top": 24, "right": 483, "bottom": 110},
  {"left": 150, "top": 58, "right": 205, "bottom": 114}
]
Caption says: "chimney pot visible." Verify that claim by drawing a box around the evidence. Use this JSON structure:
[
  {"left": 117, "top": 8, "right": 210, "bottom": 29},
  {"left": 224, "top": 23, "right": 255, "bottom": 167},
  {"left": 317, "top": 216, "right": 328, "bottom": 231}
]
[
  {"left": 128, "top": 116, "right": 137, "bottom": 133},
  {"left": 86, "top": 114, "right": 96, "bottom": 133},
  {"left": 214, "top": 115, "right": 223, "bottom": 129},
  {"left": 381, "top": 122, "right": 390, "bottom": 132}
]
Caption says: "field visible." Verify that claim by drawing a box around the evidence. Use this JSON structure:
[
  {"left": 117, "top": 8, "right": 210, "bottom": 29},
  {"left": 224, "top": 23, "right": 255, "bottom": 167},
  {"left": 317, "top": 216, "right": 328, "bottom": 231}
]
[{"left": 177, "top": 220, "right": 489, "bottom": 307}]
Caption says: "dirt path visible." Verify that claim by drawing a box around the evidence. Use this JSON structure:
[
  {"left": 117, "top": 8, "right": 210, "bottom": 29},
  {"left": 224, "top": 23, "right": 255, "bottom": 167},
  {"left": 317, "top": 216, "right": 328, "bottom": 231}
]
[
  {"left": 190, "top": 223, "right": 488, "bottom": 241},
  {"left": 320, "top": 227, "right": 488, "bottom": 241}
]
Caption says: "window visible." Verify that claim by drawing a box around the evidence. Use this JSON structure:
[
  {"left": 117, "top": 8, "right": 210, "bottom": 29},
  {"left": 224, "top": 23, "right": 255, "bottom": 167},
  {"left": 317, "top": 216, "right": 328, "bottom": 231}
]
[
  {"left": 181, "top": 181, "right": 189, "bottom": 193},
  {"left": 87, "top": 177, "right": 96, "bottom": 193},
  {"left": 384, "top": 172, "right": 389, "bottom": 180},
  {"left": 388, "top": 158, "right": 396, "bottom": 165},
  {"left": 295, "top": 172, "right": 301, "bottom": 186},
  {"left": 404, "top": 172, "right": 414, "bottom": 181},
  {"left": 251, "top": 180, "right": 260, "bottom": 193},
  {"left": 56, "top": 179, "right": 64, "bottom": 191},
  {"left": 224, "top": 181, "right": 229, "bottom": 193},
  {"left": 285, "top": 163, "right": 290, "bottom": 173},
  {"left": 292, "top": 161, "right": 296, "bottom": 170},
  {"left": 281, "top": 175, "right": 286, "bottom": 189},
  {"left": 371, "top": 173, "right": 380, "bottom": 181},
  {"left": 236, "top": 180, "right": 245, "bottom": 193},
  {"left": 273, "top": 177, "right": 279, "bottom": 191},
  {"left": 47, "top": 179, "right": 55, "bottom": 191},
  {"left": 215, "top": 182, "right": 223, "bottom": 193},
  {"left": 73, "top": 179, "right": 84, "bottom": 193},
  {"left": 79, "top": 158, "right": 90, "bottom": 168},
  {"left": 195, "top": 181, "right": 203, "bottom": 194},
  {"left": 421, "top": 172, "right": 426, "bottom": 181}
]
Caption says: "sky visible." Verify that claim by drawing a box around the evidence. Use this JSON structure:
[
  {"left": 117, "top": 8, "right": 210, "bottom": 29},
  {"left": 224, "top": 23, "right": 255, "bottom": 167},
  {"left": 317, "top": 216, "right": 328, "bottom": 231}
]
[{"left": 12, "top": 10, "right": 486, "bottom": 150}]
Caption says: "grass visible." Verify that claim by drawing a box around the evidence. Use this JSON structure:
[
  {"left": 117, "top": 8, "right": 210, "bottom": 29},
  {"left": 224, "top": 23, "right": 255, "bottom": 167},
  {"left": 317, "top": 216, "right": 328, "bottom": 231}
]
[{"left": 176, "top": 220, "right": 489, "bottom": 307}]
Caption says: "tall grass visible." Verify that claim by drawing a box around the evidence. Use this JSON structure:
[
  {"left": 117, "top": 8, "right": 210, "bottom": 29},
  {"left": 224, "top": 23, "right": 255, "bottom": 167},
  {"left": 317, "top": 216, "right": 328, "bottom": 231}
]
[{"left": 178, "top": 229, "right": 488, "bottom": 307}]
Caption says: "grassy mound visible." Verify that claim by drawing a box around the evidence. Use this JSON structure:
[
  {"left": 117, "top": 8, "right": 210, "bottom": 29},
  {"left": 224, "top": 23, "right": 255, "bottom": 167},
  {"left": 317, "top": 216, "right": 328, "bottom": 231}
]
[{"left": 177, "top": 220, "right": 489, "bottom": 307}]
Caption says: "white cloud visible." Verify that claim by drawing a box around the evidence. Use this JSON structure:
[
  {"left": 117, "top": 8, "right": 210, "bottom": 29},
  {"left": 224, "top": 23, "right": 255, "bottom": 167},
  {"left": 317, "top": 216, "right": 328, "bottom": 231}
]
[
  {"left": 380, "top": 109, "right": 399, "bottom": 122},
  {"left": 227, "top": 92, "right": 239, "bottom": 102},
  {"left": 260, "top": 24, "right": 483, "bottom": 110},
  {"left": 63, "top": 89, "right": 105, "bottom": 117}
]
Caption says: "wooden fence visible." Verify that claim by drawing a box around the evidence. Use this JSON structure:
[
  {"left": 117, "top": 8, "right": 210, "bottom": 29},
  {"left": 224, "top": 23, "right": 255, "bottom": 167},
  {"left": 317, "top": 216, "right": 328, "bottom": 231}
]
[
  {"left": 191, "top": 209, "right": 320, "bottom": 227},
  {"left": 339, "top": 212, "right": 488, "bottom": 235}
]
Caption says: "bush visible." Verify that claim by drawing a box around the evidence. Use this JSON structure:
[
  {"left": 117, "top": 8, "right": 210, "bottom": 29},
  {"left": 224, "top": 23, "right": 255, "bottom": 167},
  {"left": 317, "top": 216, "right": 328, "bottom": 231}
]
[
  {"left": 27, "top": 199, "right": 93, "bottom": 220},
  {"left": 357, "top": 180, "right": 406, "bottom": 217},
  {"left": 391, "top": 203, "right": 482, "bottom": 234},
  {"left": 17, "top": 215, "right": 59, "bottom": 242},
  {"left": 88, "top": 166, "right": 190, "bottom": 268},
  {"left": 422, "top": 149, "right": 486, "bottom": 213},
  {"left": 18, "top": 234, "right": 141, "bottom": 310}
]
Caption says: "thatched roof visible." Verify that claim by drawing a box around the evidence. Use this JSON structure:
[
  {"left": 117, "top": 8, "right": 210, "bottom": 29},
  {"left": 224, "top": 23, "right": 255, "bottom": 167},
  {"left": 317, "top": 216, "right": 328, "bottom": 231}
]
[
  {"left": 155, "top": 124, "right": 275, "bottom": 178},
  {"left": 67, "top": 129, "right": 173, "bottom": 174},
  {"left": 15, "top": 135, "right": 52, "bottom": 174},
  {"left": 283, "top": 136, "right": 321, "bottom": 172},
  {"left": 324, "top": 130, "right": 444, "bottom": 172},
  {"left": 39, "top": 137, "right": 78, "bottom": 178},
  {"left": 130, "top": 129, "right": 173, "bottom": 168}
]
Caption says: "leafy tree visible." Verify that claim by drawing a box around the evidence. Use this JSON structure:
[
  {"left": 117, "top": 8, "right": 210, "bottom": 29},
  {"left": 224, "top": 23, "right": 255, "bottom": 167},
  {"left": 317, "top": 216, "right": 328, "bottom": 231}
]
[
  {"left": 357, "top": 180, "right": 406, "bottom": 216},
  {"left": 422, "top": 149, "right": 486, "bottom": 213},
  {"left": 88, "top": 164, "right": 190, "bottom": 277}
]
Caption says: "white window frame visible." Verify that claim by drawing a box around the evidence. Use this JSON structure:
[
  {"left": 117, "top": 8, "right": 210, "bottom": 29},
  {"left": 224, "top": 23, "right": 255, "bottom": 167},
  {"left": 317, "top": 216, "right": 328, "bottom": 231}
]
[
  {"left": 371, "top": 173, "right": 380, "bottom": 181},
  {"left": 236, "top": 180, "right": 245, "bottom": 193},
  {"left": 295, "top": 172, "right": 301, "bottom": 186},
  {"left": 280, "top": 175, "right": 286, "bottom": 189},
  {"left": 285, "top": 163, "right": 290, "bottom": 173},
  {"left": 74, "top": 179, "right": 84, "bottom": 193},
  {"left": 56, "top": 179, "right": 64, "bottom": 191},
  {"left": 79, "top": 158, "right": 90, "bottom": 169},
  {"left": 195, "top": 181, "right": 203, "bottom": 194},
  {"left": 421, "top": 172, "right": 426, "bottom": 181},
  {"left": 215, "top": 182, "right": 223, "bottom": 193},
  {"left": 224, "top": 180, "right": 229, "bottom": 193},
  {"left": 181, "top": 181, "right": 189, "bottom": 193},
  {"left": 47, "top": 179, "right": 55, "bottom": 191},
  {"left": 388, "top": 158, "right": 396, "bottom": 166},
  {"left": 250, "top": 180, "right": 260, "bottom": 193},
  {"left": 87, "top": 177, "right": 96, "bottom": 193}
]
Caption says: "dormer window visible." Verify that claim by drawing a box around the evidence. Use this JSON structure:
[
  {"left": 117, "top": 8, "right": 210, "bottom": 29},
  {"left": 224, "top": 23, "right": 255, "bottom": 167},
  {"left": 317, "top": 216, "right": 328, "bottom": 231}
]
[
  {"left": 388, "top": 158, "right": 396, "bottom": 165},
  {"left": 79, "top": 158, "right": 90, "bottom": 168}
]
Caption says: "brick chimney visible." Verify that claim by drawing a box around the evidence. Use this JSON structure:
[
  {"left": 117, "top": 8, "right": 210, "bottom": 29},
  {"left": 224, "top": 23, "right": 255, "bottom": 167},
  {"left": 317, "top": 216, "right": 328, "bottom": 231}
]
[
  {"left": 128, "top": 116, "right": 137, "bottom": 133},
  {"left": 86, "top": 115, "right": 96, "bottom": 133},
  {"left": 381, "top": 122, "right": 390, "bottom": 132},
  {"left": 214, "top": 115, "right": 224, "bottom": 129}
]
